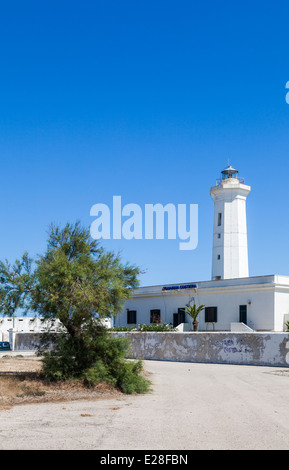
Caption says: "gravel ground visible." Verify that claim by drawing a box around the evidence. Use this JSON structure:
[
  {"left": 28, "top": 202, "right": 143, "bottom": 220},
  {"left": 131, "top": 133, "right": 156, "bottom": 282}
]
[{"left": 1, "top": 358, "right": 289, "bottom": 450}]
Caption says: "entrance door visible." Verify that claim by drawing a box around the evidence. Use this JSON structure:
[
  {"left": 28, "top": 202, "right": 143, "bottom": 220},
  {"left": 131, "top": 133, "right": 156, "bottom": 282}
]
[
  {"left": 239, "top": 305, "right": 247, "bottom": 324},
  {"left": 173, "top": 309, "right": 186, "bottom": 327}
]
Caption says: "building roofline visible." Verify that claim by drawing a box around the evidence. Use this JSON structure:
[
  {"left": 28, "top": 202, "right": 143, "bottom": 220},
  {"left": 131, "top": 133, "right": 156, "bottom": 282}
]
[
  {"left": 137, "top": 274, "right": 283, "bottom": 290},
  {"left": 130, "top": 274, "right": 289, "bottom": 298}
]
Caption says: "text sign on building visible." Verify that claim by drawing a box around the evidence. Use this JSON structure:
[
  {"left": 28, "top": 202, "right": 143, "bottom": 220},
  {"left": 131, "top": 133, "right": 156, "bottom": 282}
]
[{"left": 162, "top": 284, "right": 197, "bottom": 291}]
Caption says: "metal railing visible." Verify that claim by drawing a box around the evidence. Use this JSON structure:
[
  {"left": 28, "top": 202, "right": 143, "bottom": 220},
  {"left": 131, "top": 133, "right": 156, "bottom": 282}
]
[{"left": 216, "top": 176, "right": 244, "bottom": 185}]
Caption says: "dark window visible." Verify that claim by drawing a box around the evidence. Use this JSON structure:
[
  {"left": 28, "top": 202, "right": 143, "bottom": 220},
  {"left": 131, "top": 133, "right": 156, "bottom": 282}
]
[
  {"left": 173, "top": 308, "right": 186, "bottom": 327},
  {"left": 127, "top": 310, "right": 136, "bottom": 324},
  {"left": 218, "top": 213, "right": 222, "bottom": 226},
  {"left": 239, "top": 305, "right": 247, "bottom": 324},
  {"left": 217, "top": 254, "right": 221, "bottom": 260},
  {"left": 205, "top": 307, "right": 217, "bottom": 323},
  {"left": 150, "top": 309, "right": 161, "bottom": 324}
]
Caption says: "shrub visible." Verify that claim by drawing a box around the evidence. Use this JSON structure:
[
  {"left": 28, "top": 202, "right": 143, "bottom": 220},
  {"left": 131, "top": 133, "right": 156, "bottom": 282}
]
[
  {"left": 109, "top": 326, "right": 136, "bottom": 331},
  {"left": 40, "top": 329, "right": 151, "bottom": 394},
  {"left": 82, "top": 359, "right": 116, "bottom": 388},
  {"left": 113, "top": 360, "right": 151, "bottom": 394},
  {"left": 138, "top": 323, "right": 176, "bottom": 331}
]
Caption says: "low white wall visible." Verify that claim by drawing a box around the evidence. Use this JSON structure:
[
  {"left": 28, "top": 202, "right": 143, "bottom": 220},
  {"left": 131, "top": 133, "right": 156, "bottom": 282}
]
[
  {"left": 113, "top": 331, "right": 289, "bottom": 367},
  {"left": 230, "top": 322, "right": 253, "bottom": 332}
]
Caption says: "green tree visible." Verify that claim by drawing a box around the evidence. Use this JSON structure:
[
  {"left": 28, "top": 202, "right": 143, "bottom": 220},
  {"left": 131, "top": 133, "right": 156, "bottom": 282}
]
[
  {"left": 183, "top": 304, "right": 205, "bottom": 331},
  {"left": 31, "top": 222, "right": 150, "bottom": 393},
  {"left": 0, "top": 252, "right": 35, "bottom": 325}
]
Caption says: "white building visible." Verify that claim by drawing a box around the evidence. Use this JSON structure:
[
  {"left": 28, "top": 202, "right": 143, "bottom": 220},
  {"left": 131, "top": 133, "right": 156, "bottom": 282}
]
[
  {"left": 116, "top": 166, "right": 289, "bottom": 332},
  {"left": 0, "top": 316, "right": 112, "bottom": 341}
]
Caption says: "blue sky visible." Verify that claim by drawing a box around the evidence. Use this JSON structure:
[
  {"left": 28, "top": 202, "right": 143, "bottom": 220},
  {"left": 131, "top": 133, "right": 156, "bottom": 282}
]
[{"left": 0, "top": 0, "right": 289, "bottom": 286}]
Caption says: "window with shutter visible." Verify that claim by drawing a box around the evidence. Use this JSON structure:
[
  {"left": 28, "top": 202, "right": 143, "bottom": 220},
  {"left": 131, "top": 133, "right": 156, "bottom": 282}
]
[{"left": 205, "top": 307, "right": 217, "bottom": 323}]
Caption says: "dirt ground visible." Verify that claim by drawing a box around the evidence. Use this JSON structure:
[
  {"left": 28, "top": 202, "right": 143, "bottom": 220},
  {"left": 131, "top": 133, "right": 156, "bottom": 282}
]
[{"left": 0, "top": 355, "right": 123, "bottom": 409}]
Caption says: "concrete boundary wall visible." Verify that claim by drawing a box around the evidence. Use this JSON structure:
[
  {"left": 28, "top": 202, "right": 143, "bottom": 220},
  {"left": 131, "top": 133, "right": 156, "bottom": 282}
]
[
  {"left": 14, "top": 333, "right": 43, "bottom": 351},
  {"left": 12, "top": 331, "right": 289, "bottom": 367},
  {"left": 113, "top": 332, "right": 289, "bottom": 367}
]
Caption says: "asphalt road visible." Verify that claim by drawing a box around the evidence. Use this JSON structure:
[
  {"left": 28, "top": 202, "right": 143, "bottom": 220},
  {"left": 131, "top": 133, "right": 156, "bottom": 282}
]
[{"left": 1, "top": 360, "right": 289, "bottom": 450}]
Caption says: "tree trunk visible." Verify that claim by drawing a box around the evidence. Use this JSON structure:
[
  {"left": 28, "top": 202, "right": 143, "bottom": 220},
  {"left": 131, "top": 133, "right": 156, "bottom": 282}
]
[{"left": 193, "top": 319, "right": 199, "bottom": 331}]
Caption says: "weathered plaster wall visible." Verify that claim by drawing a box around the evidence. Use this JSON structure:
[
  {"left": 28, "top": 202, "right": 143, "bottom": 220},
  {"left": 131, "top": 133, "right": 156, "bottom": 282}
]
[
  {"left": 113, "top": 332, "right": 289, "bottom": 367},
  {"left": 14, "top": 333, "right": 43, "bottom": 351},
  {"left": 13, "top": 331, "right": 289, "bottom": 367}
]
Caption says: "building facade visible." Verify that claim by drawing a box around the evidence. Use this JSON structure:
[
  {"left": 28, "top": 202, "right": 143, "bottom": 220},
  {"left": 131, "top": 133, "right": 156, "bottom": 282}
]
[{"left": 115, "top": 275, "right": 289, "bottom": 331}]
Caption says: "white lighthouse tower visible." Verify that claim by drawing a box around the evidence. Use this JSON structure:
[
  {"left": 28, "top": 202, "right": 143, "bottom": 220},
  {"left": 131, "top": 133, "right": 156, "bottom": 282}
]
[{"left": 210, "top": 165, "right": 251, "bottom": 280}]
